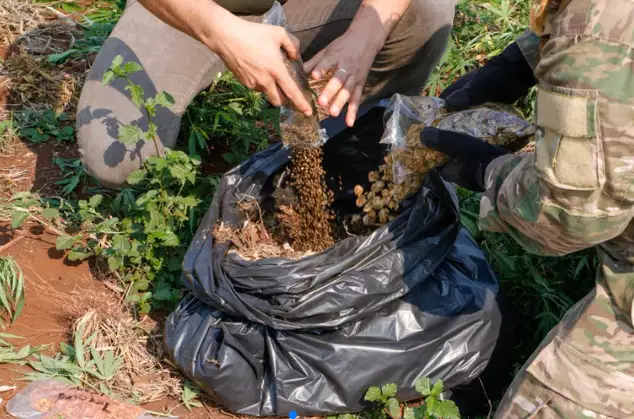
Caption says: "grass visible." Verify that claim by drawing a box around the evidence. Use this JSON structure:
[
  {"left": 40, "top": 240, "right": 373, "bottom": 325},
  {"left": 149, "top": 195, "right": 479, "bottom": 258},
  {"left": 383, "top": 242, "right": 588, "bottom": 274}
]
[{"left": 0, "top": 256, "right": 25, "bottom": 326}]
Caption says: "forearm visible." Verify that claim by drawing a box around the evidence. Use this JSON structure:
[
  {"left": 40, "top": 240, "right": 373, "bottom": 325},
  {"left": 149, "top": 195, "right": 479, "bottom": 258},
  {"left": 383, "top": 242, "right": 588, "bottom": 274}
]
[
  {"left": 136, "top": 0, "right": 236, "bottom": 52},
  {"left": 350, "top": 0, "right": 412, "bottom": 50}
]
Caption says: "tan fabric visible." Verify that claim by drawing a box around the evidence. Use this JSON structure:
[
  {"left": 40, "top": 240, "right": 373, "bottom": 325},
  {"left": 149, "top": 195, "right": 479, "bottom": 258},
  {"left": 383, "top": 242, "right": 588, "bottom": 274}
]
[
  {"left": 76, "top": 0, "right": 455, "bottom": 187},
  {"left": 487, "top": 0, "right": 634, "bottom": 417}
]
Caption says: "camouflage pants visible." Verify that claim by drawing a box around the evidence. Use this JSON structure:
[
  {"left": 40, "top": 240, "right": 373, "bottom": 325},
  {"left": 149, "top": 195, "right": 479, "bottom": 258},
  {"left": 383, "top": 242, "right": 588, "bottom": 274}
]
[{"left": 494, "top": 283, "right": 634, "bottom": 418}]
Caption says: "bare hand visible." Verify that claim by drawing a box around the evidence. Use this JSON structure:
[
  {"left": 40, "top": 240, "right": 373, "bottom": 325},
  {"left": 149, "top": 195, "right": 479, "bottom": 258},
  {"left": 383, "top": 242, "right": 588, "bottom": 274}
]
[
  {"left": 304, "top": 29, "right": 381, "bottom": 127},
  {"left": 214, "top": 18, "right": 312, "bottom": 116}
]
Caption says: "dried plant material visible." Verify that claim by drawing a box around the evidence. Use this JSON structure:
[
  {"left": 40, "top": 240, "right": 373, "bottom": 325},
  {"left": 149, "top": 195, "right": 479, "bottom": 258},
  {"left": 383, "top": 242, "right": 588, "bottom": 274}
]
[
  {"left": 286, "top": 147, "right": 334, "bottom": 252},
  {"left": 308, "top": 69, "right": 334, "bottom": 121},
  {"left": 213, "top": 221, "right": 313, "bottom": 261},
  {"left": 63, "top": 297, "right": 183, "bottom": 404},
  {"left": 0, "top": 1, "right": 86, "bottom": 114},
  {"left": 0, "top": 0, "right": 51, "bottom": 46},
  {"left": 350, "top": 96, "right": 536, "bottom": 228},
  {"left": 2, "top": 49, "right": 83, "bottom": 114}
]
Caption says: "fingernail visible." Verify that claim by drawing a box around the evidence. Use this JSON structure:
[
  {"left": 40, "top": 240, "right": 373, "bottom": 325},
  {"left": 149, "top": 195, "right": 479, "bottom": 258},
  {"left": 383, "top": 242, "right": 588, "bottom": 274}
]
[
  {"left": 331, "top": 105, "right": 340, "bottom": 116},
  {"left": 319, "top": 96, "right": 329, "bottom": 107},
  {"left": 313, "top": 71, "right": 322, "bottom": 79}
]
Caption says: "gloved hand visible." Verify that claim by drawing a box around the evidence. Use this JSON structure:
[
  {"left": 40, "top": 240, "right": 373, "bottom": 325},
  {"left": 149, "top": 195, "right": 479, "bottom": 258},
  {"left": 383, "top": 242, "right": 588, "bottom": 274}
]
[
  {"left": 440, "top": 41, "right": 536, "bottom": 112},
  {"left": 420, "top": 127, "right": 511, "bottom": 192}
]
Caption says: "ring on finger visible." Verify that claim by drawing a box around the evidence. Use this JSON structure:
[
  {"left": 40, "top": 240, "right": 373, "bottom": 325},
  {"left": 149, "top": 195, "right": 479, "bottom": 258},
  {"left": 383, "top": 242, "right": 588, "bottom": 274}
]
[{"left": 335, "top": 68, "right": 350, "bottom": 77}]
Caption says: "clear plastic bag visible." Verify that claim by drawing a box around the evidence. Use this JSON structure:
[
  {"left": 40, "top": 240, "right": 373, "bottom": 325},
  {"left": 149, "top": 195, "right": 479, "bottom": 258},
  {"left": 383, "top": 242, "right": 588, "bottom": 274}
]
[
  {"left": 380, "top": 94, "right": 536, "bottom": 186},
  {"left": 6, "top": 380, "right": 177, "bottom": 419},
  {"left": 262, "top": 1, "right": 328, "bottom": 148}
]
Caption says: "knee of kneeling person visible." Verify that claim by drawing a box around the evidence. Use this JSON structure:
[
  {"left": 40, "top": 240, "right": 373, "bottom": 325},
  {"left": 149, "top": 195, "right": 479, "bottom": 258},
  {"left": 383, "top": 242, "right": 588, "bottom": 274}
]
[
  {"left": 77, "top": 127, "right": 138, "bottom": 189},
  {"left": 397, "top": 0, "right": 455, "bottom": 56}
]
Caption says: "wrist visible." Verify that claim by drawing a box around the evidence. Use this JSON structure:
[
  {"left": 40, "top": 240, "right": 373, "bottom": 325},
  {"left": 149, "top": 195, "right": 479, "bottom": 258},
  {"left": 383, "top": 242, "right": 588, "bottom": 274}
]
[
  {"left": 194, "top": 3, "right": 239, "bottom": 54},
  {"left": 347, "top": 7, "right": 387, "bottom": 54}
]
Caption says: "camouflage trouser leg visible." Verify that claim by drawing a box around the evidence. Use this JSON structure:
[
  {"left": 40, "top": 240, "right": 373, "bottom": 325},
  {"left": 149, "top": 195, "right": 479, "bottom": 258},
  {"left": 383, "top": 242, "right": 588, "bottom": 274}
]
[{"left": 494, "top": 284, "right": 634, "bottom": 418}]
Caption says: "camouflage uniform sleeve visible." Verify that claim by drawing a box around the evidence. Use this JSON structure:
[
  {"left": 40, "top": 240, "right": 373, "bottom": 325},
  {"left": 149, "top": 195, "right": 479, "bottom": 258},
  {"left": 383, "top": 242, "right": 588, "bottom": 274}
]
[
  {"left": 478, "top": 34, "right": 634, "bottom": 257},
  {"left": 515, "top": 30, "right": 541, "bottom": 72}
]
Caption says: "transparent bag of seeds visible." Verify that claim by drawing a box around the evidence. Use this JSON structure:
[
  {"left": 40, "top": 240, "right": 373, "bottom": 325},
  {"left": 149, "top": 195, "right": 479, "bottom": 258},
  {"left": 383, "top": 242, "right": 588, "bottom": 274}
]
[
  {"left": 263, "top": 2, "right": 328, "bottom": 149},
  {"left": 6, "top": 379, "right": 177, "bottom": 419},
  {"left": 380, "top": 94, "right": 536, "bottom": 186}
]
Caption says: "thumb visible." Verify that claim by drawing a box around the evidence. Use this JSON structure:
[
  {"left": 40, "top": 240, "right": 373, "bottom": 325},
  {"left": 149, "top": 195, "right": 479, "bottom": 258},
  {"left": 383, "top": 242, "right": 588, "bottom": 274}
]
[{"left": 279, "top": 30, "right": 300, "bottom": 61}]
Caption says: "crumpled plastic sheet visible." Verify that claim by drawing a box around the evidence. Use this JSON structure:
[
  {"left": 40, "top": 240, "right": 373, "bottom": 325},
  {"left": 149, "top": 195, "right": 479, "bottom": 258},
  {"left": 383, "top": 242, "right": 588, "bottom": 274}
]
[
  {"left": 164, "top": 107, "right": 503, "bottom": 416},
  {"left": 380, "top": 94, "right": 536, "bottom": 184},
  {"left": 265, "top": 1, "right": 328, "bottom": 149},
  {"left": 6, "top": 379, "right": 176, "bottom": 419}
]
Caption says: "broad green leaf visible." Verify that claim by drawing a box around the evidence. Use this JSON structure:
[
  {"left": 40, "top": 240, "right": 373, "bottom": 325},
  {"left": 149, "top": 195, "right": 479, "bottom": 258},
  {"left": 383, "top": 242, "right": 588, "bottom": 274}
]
[
  {"left": 41, "top": 208, "right": 60, "bottom": 221},
  {"left": 425, "top": 396, "right": 438, "bottom": 417},
  {"left": 11, "top": 212, "right": 28, "bottom": 229},
  {"left": 126, "top": 169, "right": 147, "bottom": 185},
  {"left": 432, "top": 400, "right": 460, "bottom": 419},
  {"left": 152, "top": 282, "right": 173, "bottom": 301},
  {"left": 431, "top": 380, "right": 444, "bottom": 397},
  {"left": 403, "top": 407, "right": 416, "bottom": 419},
  {"left": 382, "top": 383, "right": 397, "bottom": 398},
  {"left": 89, "top": 195, "right": 103, "bottom": 208},
  {"left": 154, "top": 91, "right": 175, "bottom": 108},
  {"left": 102, "top": 70, "right": 116, "bottom": 85},
  {"left": 56, "top": 235, "right": 77, "bottom": 251},
  {"left": 415, "top": 377, "right": 432, "bottom": 397},
  {"left": 125, "top": 84, "right": 145, "bottom": 109},
  {"left": 122, "top": 61, "right": 143, "bottom": 75},
  {"left": 111, "top": 55, "right": 124, "bottom": 69},
  {"left": 74, "top": 318, "right": 87, "bottom": 369},
  {"left": 364, "top": 386, "right": 383, "bottom": 403},
  {"left": 160, "top": 231, "right": 180, "bottom": 247},
  {"left": 386, "top": 398, "right": 400, "bottom": 419},
  {"left": 68, "top": 250, "right": 91, "bottom": 261},
  {"left": 117, "top": 124, "right": 144, "bottom": 146},
  {"left": 112, "top": 235, "right": 132, "bottom": 255},
  {"left": 107, "top": 256, "right": 122, "bottom": 272}
]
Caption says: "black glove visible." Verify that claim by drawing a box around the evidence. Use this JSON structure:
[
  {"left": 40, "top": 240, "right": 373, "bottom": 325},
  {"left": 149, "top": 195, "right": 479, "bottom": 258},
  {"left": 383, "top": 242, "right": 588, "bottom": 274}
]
[
  {"left": 420, "top": 127, "right": 511, "bottom": 192},
  {"left": 440, "top": 42, "right": 537, "bottom": 112}
]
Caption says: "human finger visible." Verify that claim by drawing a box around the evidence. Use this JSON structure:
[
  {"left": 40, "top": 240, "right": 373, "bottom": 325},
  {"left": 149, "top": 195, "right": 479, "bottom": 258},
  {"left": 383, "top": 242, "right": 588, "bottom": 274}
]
[
  {"left": 329, "top": 76, "right": 355, "bottom": 117},
  {"left": 274, "top": 65, "right": 312, "bottom": 115},
  {"left": 278, "top": 28, "right": 299, "bottom": 61},
  {"left": 318, "top": 68, "right": 348, "bottom": 107},
  {"left": 304, "top": 49, "right": 324, "bottom": 74},
  {"left": 345, "top": 84, "right": 363, "bottom": 127},
  {"left": 262, "top": 76, "right": 283, "bottom": 107}
]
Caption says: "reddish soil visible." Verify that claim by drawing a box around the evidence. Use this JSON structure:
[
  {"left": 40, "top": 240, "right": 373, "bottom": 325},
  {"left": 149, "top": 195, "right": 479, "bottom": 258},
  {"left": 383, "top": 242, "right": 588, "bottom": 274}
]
[{"left": 0, "top": 229, "right": 231, "bottom": 419}]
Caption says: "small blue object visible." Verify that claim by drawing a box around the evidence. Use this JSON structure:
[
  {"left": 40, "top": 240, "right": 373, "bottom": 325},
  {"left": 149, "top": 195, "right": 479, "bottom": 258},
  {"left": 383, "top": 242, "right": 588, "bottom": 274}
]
[{"left": 289, "top": 411, "right": 298, "bottom": 419}]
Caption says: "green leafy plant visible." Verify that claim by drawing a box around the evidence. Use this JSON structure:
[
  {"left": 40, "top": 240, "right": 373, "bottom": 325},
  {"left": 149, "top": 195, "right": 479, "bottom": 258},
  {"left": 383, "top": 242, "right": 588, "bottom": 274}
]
[
  {"left": 15, "top": 108, "right": 75, "bottom": 143},
  {"left": 0, "top": 117, "right": 19, "bottom": 155},
  {"left": 26, "top": 315, "right": 123, "bottom": 390},
  {"left": 182, "top": 72, "right": 278, "bottom": 163},
  {"left": 0, "top": 257, "right": 25, "bottom": 326},
  {"left": 0, "top": 333, "right": 39, "bottom": 364},
  {"left": 181, "top": 382, "right": 203, "bottom": 411},
  {"left": 47, "top": 22, "right": 116, "bottom": 64},
  {"left": 10, "top": 58, "right": 215, "bottom": 313},
  {"left": 53, "top": 158, "right": 87, "bottom": 196},
  {"left": 364, "top": 379, "right": 459, "bottom": 419}
]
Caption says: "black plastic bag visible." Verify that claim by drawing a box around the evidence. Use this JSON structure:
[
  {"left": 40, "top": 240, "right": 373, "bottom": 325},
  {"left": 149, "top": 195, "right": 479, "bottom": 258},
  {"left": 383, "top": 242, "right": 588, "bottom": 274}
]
[{"left": 164, "top": 106, "right": 502, "bottom": 416}]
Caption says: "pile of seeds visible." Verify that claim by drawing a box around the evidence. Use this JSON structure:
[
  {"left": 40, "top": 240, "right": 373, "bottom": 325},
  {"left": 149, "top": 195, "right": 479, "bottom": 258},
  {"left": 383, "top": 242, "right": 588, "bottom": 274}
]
[
  {"left": 353, "top": 154, "right": 409, "bottom": 227},
  {"left": 286, "top": 147, "right": 334, "bottom": 252}
]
